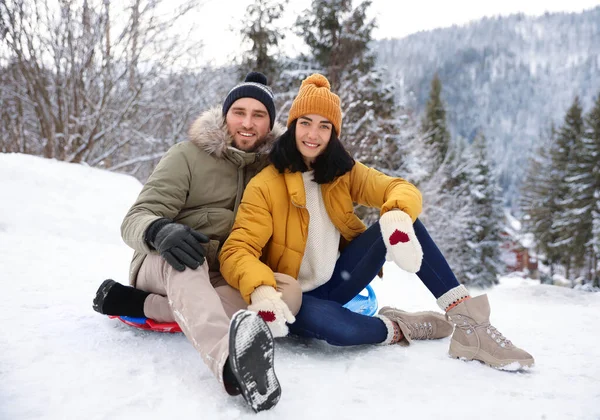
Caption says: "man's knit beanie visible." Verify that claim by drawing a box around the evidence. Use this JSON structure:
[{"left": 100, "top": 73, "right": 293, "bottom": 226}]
[{"left": 222, "top": 72, "right": 276, "bottom": 129}]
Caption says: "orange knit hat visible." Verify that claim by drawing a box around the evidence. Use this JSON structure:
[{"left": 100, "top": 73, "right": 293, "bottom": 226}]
[{"left": 287, "top": 73, "right": 342, "bottom": 135}]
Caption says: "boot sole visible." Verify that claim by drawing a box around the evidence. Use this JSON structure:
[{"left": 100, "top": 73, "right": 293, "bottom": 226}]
[
  {"left": 449, "top": 340, "right": 535, "bottom": 371},
  {"left": 92, "top": 279, "right": 117, "bottom": 314},
  {"left": 229, "top": 310, "right": 281, "bottom": 412}
]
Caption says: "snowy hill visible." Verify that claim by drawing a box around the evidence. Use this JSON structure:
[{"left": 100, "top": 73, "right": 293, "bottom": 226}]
[
  {"left": 1, "top": 153, "right": 599, "bottom": 420},
  {"left": 375, "top": 7, "right": 600, "bottom": 205}
]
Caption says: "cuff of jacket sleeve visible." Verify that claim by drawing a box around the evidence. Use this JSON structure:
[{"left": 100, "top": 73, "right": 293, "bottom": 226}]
[{"left": 143, "top": 218, "right": 173, "bottom": 249}]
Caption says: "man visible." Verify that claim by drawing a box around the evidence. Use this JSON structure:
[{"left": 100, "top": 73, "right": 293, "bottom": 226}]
[{"left": 93, "top": 72, "right": 301, "bottom": 412}]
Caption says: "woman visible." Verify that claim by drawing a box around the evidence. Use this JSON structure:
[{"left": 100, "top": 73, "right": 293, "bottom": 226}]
[{"left": 220, "top": 74, "right": 534, "bottom": 369}]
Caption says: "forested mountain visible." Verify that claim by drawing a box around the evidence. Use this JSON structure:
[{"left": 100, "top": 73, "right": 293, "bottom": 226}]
[{"left": 375, "top": 7, "right": 600, "bottom": 206}]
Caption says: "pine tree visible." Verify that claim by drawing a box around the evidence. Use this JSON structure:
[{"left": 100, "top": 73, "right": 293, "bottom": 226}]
[
  {"left": 584, "top": 93, "right": 600, "bottom": 287},
  {"left": 520, "top": 124, "right": 562, "bottom": 279},
  {"left": 462, "top": 133, "right": 506, "bottom": 287},
  {"left": 295, "top": 0, "right": 356, "bottom": 90},
  {"left": 558, "top": 96, "right": 595, "bottom": 273},
  {"left": 239, "top": 0, "right": 287, "bottom": 84},
  {"left": 418, "top": 137, "right": 474, "bottom": 283},
  {"left": 340, "top": 67, "right": 403, "bottom": 173},
  {"left": 413, "top": 77, "right": 480, "bottom": 284},
  {"left": 421, "top": 73, "right": 451, "bottom": 169},
  {"left": 548, "top": 97, "right": 585, "bottom": 279}
]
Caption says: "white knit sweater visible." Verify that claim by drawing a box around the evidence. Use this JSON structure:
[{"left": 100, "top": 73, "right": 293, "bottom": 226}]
[{"left": 297, "top": 171, "right": 341, "bottom": 292}]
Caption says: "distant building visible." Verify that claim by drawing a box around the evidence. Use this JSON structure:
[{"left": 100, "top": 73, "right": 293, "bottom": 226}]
[{"left": 501, "top": 211, "right": 538, "bottom": 277}]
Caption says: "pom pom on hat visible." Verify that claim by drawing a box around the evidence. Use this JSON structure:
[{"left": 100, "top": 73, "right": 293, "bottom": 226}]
[
  {"left": 222, "top": 71, "right": 276, "bottom": 129},
  {"left": 287, "top": 73, "right": 342, "bottom": 136},
  {"left": 245, "top": 71, "right": 268, "bottom": 85},
  {"left": 302, "top": 73, "right": 330, "bottom": 89}
]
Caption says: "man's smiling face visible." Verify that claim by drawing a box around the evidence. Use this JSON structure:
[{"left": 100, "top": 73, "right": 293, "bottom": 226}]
[{"left": 225, "top": 97, "right": 271, "bottom": 152}]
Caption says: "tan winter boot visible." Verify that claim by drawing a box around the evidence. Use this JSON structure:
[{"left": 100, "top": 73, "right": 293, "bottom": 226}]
[
  {"left": 446, "top": 294, "right": 534, "bottom": 370},
  {"left": 378, "top": 306, "right": 453, "bottom": 344}
]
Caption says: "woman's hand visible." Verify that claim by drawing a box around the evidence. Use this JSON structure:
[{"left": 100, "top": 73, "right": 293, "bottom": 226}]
[
  {"left": 248, "top": 286, "right": 296, "bottom": 338},
  {"left": 379, "top": 210, "right": 423, "bottom": 273}
]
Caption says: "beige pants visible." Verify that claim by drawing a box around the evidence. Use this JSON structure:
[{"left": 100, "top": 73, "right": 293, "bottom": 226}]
[{"left": 136, "top": 254, "right": 302, "bottom": 384}]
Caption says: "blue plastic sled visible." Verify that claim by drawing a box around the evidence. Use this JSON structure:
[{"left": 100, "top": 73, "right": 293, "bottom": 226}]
[
  {"left": 111, "top": 284, "right": 378, "bottom": 332},
  {"left": 343, "top": 284, "right": 378, "bottom": 316}
]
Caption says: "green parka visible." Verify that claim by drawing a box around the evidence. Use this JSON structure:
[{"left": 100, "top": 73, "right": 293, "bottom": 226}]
[{"left": 120, "top": 107, "right": 285, "bottom": 286}]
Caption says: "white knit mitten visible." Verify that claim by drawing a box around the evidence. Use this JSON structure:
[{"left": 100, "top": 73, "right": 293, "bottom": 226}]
[
  {"left": 248, "top": 286, "right": 296, "bottom": 338},
  {"left": 379, "top": 210, "right": 423, "bottom": 273}
]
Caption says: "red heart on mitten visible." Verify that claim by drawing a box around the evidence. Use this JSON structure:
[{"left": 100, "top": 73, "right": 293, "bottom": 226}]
[
  {"left": 389, "top": 230, "right": 409, "bottom": 245},
  {"left": 257, "top": 310, "right": 276, "bottom": 322}
]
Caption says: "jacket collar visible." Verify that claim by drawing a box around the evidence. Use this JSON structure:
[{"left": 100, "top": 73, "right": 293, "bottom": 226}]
[
  {"left": 187, "top": 107, "right": 285, "bottom": 159},
  {"left": 284, "top": 169, "right": 349, "bottom": 207},
  {"left": 284, "top": 171, "right": 306, "bottom": 207}
]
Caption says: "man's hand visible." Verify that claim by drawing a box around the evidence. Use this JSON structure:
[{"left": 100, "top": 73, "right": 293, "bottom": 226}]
[
  {"left": 151, "top": 222, "right": 210, "bottom": 271},
  {"left": 379, "top": 210, "right": 423, "bottom": 273},
  {"left": 248, "top": 286, "right": 295, "bottom": 338}
]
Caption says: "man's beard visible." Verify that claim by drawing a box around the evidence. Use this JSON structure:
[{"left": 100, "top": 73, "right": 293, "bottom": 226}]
[{"left": 232, "top": 136, "right": 267, "bottom": 153}]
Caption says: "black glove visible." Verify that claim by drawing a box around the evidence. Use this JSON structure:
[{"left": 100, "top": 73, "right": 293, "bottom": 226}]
[{"left": 147, "top": 220, "right": 210, "bottom": 271}]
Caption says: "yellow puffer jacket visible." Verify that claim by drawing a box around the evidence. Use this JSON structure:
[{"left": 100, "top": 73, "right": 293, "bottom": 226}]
[{"left": 219, "top": 162, "right": 422, "bottom": 303}]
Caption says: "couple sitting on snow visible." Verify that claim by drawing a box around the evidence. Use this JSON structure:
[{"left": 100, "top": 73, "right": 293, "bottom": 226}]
[{"left": 93, "top": 71, "right": 534, "bottom": 412}]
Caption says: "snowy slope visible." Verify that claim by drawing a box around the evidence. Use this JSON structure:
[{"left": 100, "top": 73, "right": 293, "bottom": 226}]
[{"left": 1, "top": 153, "right": 599, "bottom": 420}]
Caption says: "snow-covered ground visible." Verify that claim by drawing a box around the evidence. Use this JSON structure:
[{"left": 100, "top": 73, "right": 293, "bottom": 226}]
[{"left": 1, "top": 153, "right": 599, "bottom": 420}]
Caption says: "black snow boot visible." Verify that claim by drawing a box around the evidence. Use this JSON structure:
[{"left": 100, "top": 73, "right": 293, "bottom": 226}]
[
  {"left": 228, "top": 310, "right": 281, "bottom": 412},
  {"left": 92, "top": 279, "right": 150, "bottom": 318},
  {"left": 223, "top": 360, "right": 242, "bottom": 396}
]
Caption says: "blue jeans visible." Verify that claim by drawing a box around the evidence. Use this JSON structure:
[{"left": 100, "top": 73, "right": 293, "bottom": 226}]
[{"left": 288, "top": 219, "right": 460, "bottom": 346}]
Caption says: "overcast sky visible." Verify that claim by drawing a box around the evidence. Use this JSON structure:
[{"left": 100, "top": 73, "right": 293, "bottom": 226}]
[{"left": 191, "top": 0, "right": 600, "bottom": 66}]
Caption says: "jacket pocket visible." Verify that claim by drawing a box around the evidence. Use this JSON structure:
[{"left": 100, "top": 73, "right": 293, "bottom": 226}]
[{"left": 177, "top": 209, "right": 234, "bottom": 239}]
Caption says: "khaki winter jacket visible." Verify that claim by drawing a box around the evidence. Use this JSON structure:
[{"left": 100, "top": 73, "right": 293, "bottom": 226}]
[
  {"left": 219, "top": 162, "right": 422, "bottom": 303},
  {"left": 121, "top": 107, "right": 285, "bottom": 286}
]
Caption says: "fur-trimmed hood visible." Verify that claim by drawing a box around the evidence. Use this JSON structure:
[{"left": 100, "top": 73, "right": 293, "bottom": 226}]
[{"left": 187, "top": 107, "right": 285, "bottom": 158}]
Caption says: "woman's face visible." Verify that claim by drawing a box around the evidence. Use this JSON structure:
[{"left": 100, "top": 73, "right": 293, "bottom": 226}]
[{"left": 295, "top": 114, "right": 333, "bottom": 166}]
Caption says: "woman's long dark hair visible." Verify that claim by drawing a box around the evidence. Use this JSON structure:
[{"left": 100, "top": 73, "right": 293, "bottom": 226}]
[{"left": 269, "top": 119, "right": 355, "bottom": 184}]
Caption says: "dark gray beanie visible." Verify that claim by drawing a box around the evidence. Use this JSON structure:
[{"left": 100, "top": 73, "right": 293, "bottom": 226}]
[{"left": 222, "top": 72, "right": 276, "bottom": 129}]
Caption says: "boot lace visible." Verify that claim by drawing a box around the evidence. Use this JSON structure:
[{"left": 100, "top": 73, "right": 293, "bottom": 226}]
[
  {"left": 451, "top": 314, "right": 513, "bottom": 348},
  {"left": 406, "top": 321, "right": 434, "bottom": 340},
  {"left": 483, "top": 324, "right": 512, "bottom": 348}
]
